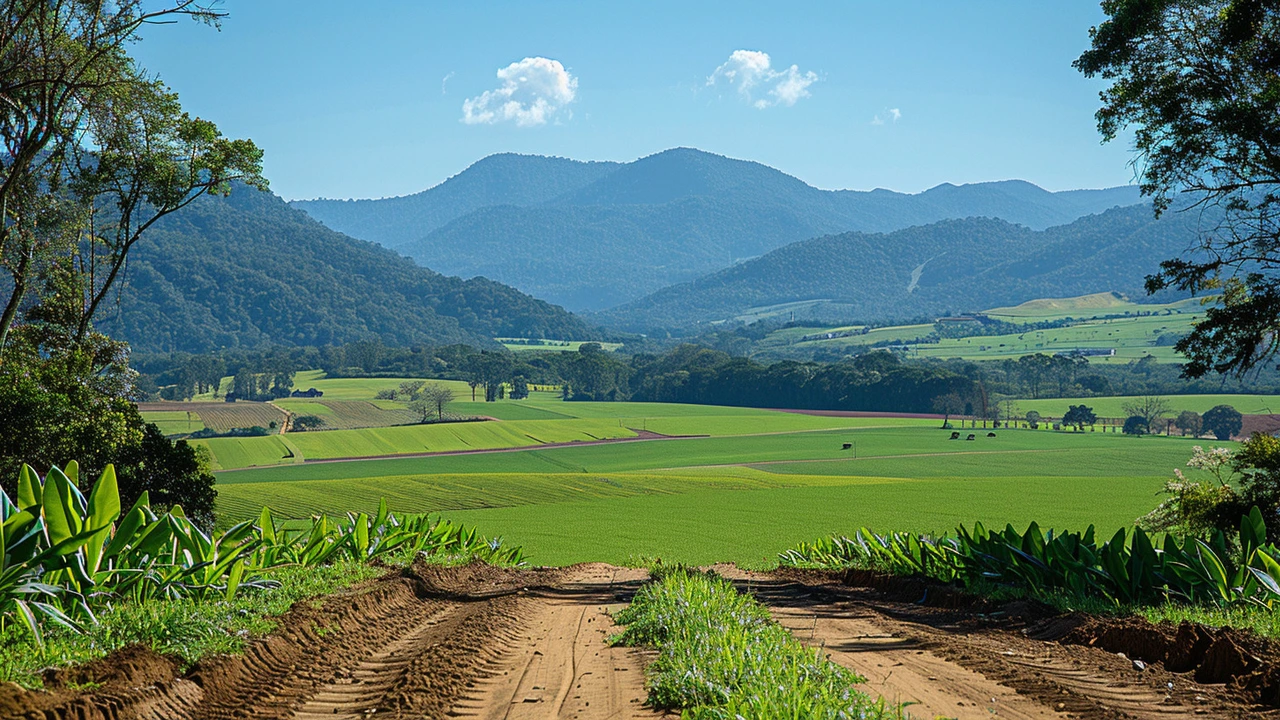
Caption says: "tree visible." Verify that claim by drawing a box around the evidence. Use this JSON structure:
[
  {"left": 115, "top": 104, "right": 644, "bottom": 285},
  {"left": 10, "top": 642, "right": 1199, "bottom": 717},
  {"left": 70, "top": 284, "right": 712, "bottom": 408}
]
[
  {"left": 1062, "top": 404, "right": 1097, "bottom": 431},
  {"left": 422, "top": 383, "right": 455, "bottom": 420},
  {"left": 1122, "top": 396, "right": 1171, "bottom": 430},
  {"left": 931, "top": 392, "right": 965, "bottom": 428},
  {"left": 1076, "top": 2, "right": 1280, "bottom": 376},
  {"left": 1025, "top": 410, "right": 1042, "bottom": 429},
  {"left": 1123, "top": 416, "right": 1149, "bottom": 436},
  {"left": 1174, "top": 410, "right": 1204, "bottom": 437},
  {"left": 1203, "top": 404, "right": 1244, "bottom": 441},
  {"left": 291, "top": 415, "right": 325, "bottom": 432},
  {"left": 510, "top": 375, "right": 529, "bottom": 400},
  {"left": 398, "top": 381, "right": 424, "bottom": 399},
  {"left": 0, "top": 1, "right": 265, "bottom": 353}
]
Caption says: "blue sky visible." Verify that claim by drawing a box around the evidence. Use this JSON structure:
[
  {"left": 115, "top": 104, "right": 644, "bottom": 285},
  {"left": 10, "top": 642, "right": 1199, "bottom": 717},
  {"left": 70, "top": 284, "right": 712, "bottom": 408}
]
[{"left": 133, "top": 1, "right": 1135, "bottom": 200}]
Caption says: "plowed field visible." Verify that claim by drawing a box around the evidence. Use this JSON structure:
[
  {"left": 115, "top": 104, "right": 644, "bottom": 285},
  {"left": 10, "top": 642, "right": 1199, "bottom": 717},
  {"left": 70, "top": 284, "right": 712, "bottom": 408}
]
[{"left": 5, "top": 564, "right": 1278, "bottom": 719}]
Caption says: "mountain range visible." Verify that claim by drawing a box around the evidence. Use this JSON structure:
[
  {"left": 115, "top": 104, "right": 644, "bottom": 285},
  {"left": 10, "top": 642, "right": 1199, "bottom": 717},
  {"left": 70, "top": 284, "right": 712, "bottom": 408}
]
[
  {"left": 292, "top": 149, "right": 1145, "bottom": 311},
  {"left": 595, "top": 203, "right": 1203, "bottom": 331},
  {"left": 97, "top": 186, "right": 594, "bottom": 354}
]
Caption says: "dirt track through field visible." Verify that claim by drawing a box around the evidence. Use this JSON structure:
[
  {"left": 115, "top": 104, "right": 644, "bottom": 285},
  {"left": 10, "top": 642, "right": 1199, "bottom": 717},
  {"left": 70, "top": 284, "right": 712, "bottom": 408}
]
[
  {"left": 715, "top": 566, "right": 1249, "bottom": 719},
  {"left": 7, "top": 563, "right": 1275, "bottom": 720}
]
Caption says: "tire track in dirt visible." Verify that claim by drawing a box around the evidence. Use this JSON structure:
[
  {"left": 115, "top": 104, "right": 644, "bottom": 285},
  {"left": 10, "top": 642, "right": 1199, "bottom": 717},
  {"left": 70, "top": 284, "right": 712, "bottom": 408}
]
[
  {"left": 715, "top": 567, "right": 1243, "bottom": 719},
  {"left": 448, "top": 564, "right": 670, "bottom": 720}
]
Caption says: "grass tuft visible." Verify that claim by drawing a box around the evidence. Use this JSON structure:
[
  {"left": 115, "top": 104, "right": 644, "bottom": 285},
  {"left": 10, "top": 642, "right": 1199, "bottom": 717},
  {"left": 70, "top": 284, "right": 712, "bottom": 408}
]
[{"left": 612, "top": 566, "right": 905, "bottom": 719}]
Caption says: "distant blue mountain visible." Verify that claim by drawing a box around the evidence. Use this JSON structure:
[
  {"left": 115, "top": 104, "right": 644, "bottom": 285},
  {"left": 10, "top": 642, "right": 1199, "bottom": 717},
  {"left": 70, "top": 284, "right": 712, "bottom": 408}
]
[{"left": 292, "top": 148, "right": 1143, "bottom": 311}]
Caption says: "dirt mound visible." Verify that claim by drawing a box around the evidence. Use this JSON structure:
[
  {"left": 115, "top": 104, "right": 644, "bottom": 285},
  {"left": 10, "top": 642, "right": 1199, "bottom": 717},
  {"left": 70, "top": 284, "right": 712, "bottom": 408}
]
[
  {"left": 1055, "top": 615, "right": 1280, "bottom": 706},
  {"left": 409, "top": 557, "right": 559, "bottom": 598},
  {"left": 43, "top": 644, "right": 181, "bottom": 692}
]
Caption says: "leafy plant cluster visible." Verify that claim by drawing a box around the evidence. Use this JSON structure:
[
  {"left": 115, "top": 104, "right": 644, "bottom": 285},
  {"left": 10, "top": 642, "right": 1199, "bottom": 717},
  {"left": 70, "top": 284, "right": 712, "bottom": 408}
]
[
  {"left": 611, "top": 565, "right": 904, "bottom": 720},
  {"left": 780, "top": 508, "right": 1280, "bottom": 609},
  {"left": 1, "top": 463, "right": 524, "bottom": 647}
]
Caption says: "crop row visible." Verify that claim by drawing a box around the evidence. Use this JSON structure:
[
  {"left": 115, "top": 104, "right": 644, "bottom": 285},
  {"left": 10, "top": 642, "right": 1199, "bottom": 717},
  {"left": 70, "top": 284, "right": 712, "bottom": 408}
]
[
  {"left": 1, "top": 462, "right": 523, "bottom": 645},
  {"left": 780, "top": 508, "right": 1280, "bottom": 607}
]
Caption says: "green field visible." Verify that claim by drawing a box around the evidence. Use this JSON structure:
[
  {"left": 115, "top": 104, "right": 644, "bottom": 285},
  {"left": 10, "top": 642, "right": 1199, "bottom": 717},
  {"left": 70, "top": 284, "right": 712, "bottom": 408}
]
[
  {"left": 757, "top": 291, "right": 1208, "bottom": 363},
  {"left": 1012, "top": 393, "right": 1280, "bottom": 418},
  {"left": 140, "top": 410, "right": 204, "bottom": 436},
  {"left": 215, "top": 401, "right": 1217, "bottom": 566}
]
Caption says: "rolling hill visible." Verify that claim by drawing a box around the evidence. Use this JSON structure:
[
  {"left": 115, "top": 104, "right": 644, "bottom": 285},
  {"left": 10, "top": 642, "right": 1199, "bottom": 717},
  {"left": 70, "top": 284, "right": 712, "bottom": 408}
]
[
  {"left": 95, "top": 185, "right": 595, "bottom": 353},
  {"left": 594, "top": 203, "right": 1204, "bottom": 331},
  {"left": 292, "top": 148, "right": 1143, "bottom": 310}
]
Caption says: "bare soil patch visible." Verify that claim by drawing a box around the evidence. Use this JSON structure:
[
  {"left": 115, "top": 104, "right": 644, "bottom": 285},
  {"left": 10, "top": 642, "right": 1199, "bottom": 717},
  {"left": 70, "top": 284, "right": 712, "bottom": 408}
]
[
  {"left": 0, "top": 562, "right": 665, "bottom": 720},
  {"left": 722, "top": 565, "right": 1280, "bottom": 718}
]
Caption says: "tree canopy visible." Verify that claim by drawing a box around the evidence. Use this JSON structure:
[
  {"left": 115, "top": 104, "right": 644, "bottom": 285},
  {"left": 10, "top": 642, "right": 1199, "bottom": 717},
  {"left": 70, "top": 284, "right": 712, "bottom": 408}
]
[{"left": 1077, "top": 0, "right": 1280, "bottom": 376}]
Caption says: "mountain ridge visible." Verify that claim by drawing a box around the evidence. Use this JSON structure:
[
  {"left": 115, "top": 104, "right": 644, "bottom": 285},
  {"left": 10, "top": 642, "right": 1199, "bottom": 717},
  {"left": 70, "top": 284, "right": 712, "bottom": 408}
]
[{"left": 291, "top": 148, "right": 1145, "bottom": 311}]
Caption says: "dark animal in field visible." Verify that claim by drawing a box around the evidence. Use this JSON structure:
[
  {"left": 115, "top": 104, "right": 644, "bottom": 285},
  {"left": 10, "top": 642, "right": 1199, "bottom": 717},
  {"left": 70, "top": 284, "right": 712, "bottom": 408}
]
[
  {"left": 842, "top": 443, "right": 852, "bottom": 450},
  {"left": 966, "top": 434, "right": 976, "bottom": 441},
  {"left": 950, "top": 431, "right": 960, "bottom": 440},
  {"left": 987, "top": 432, "right": 996, "bottom": 437}
]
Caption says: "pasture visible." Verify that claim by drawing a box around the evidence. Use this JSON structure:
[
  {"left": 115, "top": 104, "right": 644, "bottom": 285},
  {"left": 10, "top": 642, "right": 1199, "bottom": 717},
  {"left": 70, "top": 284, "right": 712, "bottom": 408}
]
[{"left": 214, "top": 407, "right": 1216, "bottom": 566}]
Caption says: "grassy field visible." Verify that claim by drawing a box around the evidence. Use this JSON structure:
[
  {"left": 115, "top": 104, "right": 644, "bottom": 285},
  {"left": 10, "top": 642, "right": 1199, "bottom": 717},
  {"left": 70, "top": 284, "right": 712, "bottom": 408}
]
[
  {"left": 139, "top": 410, "right": 204, "bottom": 436},
  {"left": 137, "top": 402, "right": 286, "bottom": 433},
  {"left": 214, "top": 404, "right": 1215, "bottom": 566},
  {"left": 1012, "top": 393, "right": 1280, "bottom": 418},
  {"left": 758, "top": 291, "right": 1207, "bottom": 363}
]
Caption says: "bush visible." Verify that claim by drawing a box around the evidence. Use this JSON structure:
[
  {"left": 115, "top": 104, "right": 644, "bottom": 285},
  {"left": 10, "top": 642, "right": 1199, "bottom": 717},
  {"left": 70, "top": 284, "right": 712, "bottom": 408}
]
[
  {"left": 290, "top": 415, "right": 325, "bottom": 432},
  {"left": 1203, "top": 404, "right": 1243, "bottom": 441},
  {"left": 1123, "top": 415, "right": 1149, "bottom": 435}
]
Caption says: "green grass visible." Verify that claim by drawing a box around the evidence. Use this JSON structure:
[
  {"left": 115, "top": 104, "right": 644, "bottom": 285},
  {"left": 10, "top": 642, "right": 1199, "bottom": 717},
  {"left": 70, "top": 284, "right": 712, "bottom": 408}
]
[
  {"left": 984, "top": 292, "right": 1204, "bottom": 322},
  {"left": 0, "top": 562, "right": 383, "bottom": 688},
  {"left": 613, "top": 567, "right": 905, "bottom": 719},
  {"left": 1012, "top": 393, "right": 1280, "bottom": 418},
  {"left": 196, "top": 435, "right": 299, "bottom": 470},
  {"left": 215, "top": 425, "right": 1210, "bottom": 567},
  {"left": 140, "top": 410, "right": 204, "bottom": 436}
]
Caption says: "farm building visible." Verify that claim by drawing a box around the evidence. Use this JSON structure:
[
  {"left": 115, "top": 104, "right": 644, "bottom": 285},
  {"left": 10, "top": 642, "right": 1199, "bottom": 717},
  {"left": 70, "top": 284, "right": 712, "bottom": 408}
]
[{"left": 291, "top": 388, "right": 325, "bottom": 398}]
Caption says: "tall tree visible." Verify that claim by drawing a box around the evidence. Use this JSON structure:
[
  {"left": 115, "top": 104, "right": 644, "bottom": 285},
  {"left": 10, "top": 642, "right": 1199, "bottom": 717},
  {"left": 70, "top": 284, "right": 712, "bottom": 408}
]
[
  {"left": 1076, "top": 1, "right": 1280, "bottom": 376},
  {"left": 0, "top": 0, "right": 265, "bottom": 353}
]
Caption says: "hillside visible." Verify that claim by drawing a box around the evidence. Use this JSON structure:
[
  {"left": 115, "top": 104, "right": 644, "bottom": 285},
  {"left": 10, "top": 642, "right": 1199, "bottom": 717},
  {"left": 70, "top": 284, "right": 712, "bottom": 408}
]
[
  {"left": 96, "top": 186, "right": 596, "bottom": 353},
  {"left": 595, "top": 203, "right": 1204, "bottom": 331},
  {"left": 291, "top": 148, "right": 1143, "bottom": 310}
]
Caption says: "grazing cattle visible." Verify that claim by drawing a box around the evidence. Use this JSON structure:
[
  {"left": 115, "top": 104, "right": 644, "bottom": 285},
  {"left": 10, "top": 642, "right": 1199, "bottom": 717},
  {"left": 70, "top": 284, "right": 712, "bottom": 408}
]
[
  {"left": 950, "top": 431, "right": 960, "bottom": 440},
  {"left": 842, "top": 443, "right": 852, "bottom": 450},
  {"left": 966, "top": 434, "right": 976, "bottom": 441},
  {"left": 987, "top": 432, "right": 996, "bottom": 438}
]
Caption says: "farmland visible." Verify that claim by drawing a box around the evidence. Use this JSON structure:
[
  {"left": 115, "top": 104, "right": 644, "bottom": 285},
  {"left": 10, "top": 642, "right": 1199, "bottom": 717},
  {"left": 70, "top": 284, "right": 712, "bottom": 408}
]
[
  {"left": 756, "top": 291, "right": 1206, "bottom": 363},
  {"left": 214, "top": 405, "right": 1217, "bottom": 566}
]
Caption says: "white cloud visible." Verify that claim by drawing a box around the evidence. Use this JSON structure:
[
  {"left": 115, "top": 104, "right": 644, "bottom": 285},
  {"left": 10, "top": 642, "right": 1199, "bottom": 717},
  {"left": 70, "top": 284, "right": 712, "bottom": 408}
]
[
  {"left": 871, "top": 107, "right": 902, "bottom": 125},
  {"left": 707, "top": 50, "right": 817, "bottom": 109},
  {"left": 462, "top": 57, "right": 577, "bottom": 127},
  {"left": 441, "top": 71, "right": 455, "bottom": 95}
]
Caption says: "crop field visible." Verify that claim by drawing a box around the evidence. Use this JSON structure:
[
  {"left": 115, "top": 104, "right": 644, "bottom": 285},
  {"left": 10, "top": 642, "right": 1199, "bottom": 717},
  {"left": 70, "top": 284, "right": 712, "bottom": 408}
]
[
  {"left": 136, "top": 401, "right": 286, "bottom": 433},
  {"left": 274, "top": 399, "right": 418, "bottom": 429},
  {"left": 139, "top": 410, "right": 204, "bottom": 436},
  {"left": 758, "top": 291, "right": 1208, "bottom": 363},
  {"left": 1012, "top": 393, "right": 1280, "bottom": 418},
  {"left": 214, "top": 401, "right": 1216, "bottom": 566}
]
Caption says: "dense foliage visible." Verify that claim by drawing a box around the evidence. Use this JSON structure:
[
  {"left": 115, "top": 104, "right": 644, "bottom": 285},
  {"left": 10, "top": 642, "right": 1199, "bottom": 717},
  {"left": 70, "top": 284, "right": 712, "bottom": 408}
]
[
  {"left": 297, "top": 148, "right": 1141, "bottom": 311},
  {"left": 1078, "top": 0, "right": 1280, "bottom": 377},
  {"left": 781, "top": 508, "right": 1280, "bottom": 609},
  {"left": 599, "top": 204, "right": 1203, "bottom": 331},
  {"left": 0, "top": 463, "right": 523, "bottom": 646},
  {"left": 94, "top": 186, "right": 595, "bottom": 353}
]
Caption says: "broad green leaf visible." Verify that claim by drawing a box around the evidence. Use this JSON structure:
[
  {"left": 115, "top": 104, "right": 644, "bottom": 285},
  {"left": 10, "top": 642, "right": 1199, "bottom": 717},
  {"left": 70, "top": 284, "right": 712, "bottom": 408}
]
[
  {"left": 42, "top": 467, "right": 83, "bottom": 547},
  {"left": 16, "top": 465, "right": 41, "bottom": 511}
]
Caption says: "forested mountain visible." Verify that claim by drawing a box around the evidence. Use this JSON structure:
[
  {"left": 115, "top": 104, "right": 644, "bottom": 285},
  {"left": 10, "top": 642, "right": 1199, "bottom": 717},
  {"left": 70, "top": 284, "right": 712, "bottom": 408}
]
[
  {"left": 594, "top": 203, "right": 1204, "bottom": 331},
  {"left": 291, "top": 148, "right": 1143, "bottom": 311},
  {"left": 96, "top": 186, "right": 595, "bottom": 353}
]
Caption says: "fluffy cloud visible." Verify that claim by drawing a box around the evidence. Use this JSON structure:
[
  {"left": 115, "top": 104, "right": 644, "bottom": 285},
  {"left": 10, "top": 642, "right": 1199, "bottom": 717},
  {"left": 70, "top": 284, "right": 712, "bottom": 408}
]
[
  {"left": 871, "top": 107, "right": 902, "bottom": 125},
  {"left": 462, "top": 57, "right": 577, "bottom": 127},
  {"left": 707, "top": 50, "right": 818, "bottom": 109}
]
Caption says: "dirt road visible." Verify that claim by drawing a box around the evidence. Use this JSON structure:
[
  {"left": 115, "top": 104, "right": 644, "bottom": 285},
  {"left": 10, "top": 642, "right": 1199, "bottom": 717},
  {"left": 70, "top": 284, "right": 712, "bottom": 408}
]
[{"left": 4, "top": 563, "right": 1275, "bottom": 719}]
